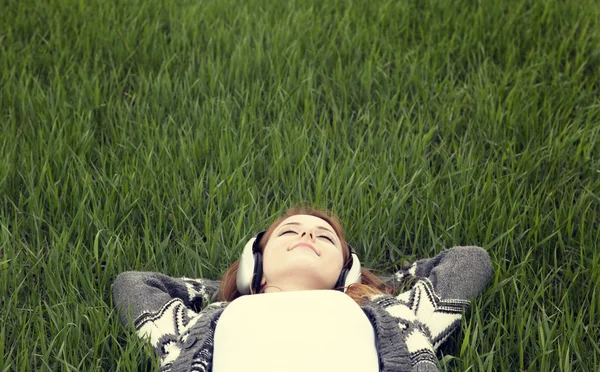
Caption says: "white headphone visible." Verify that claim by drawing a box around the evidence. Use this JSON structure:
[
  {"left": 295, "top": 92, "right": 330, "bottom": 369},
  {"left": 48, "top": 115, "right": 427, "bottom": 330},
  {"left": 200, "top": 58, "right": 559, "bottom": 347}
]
[{"left": 236, "top": 231, "right": 362, "bottom": 295}]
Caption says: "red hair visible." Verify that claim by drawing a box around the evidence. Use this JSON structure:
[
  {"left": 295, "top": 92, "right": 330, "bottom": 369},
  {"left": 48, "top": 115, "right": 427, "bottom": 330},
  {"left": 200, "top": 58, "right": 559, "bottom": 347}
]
[{"left": 217, "top": 206, "right": 394, "bottom": 305}]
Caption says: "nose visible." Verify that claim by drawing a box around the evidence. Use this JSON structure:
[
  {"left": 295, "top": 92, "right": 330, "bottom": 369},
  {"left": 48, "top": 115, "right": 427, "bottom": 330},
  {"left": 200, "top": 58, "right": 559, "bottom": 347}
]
[{"left": 300, "top": 230, "right": 315, "bottom": 241}]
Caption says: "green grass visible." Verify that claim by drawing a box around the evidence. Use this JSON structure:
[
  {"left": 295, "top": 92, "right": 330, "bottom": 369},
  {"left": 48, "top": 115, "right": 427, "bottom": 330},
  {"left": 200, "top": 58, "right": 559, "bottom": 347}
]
[{"left": 1, "top": 0, "right": 600, "bottom": 370}]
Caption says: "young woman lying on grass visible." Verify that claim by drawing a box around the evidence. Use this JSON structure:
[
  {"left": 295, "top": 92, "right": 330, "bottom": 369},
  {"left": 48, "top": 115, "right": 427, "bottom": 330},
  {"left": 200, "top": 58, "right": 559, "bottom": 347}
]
[{"left": 112, "top": 207, "right": 492, "bottom": 372}]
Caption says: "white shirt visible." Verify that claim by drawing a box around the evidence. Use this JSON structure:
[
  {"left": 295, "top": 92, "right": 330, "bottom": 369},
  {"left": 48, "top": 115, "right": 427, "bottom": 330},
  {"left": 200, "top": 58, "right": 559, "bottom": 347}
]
[{"left": 213, "top": 290, "right": 379, "bottom": 372}]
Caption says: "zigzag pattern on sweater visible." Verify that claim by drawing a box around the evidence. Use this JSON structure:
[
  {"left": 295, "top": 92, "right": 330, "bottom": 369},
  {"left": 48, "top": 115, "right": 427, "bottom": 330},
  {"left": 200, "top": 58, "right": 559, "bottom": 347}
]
[
  {"left": 134, "top": 297, "right": 228, "bottom": 372},
  {"left": 393, "top": 279, "right": 468, "bottom": 349},
  {"left": 369, "top": 277, "right": 470, "bottom": 367},
  {"left": 134, "top": 299, "right": 194, "bottom": 339}
]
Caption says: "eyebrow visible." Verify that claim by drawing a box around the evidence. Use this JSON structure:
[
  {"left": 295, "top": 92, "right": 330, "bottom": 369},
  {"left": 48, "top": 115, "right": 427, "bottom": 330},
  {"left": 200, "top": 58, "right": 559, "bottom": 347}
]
[{"left": 280, "top": 222, "right": 336, "bottom": 236}]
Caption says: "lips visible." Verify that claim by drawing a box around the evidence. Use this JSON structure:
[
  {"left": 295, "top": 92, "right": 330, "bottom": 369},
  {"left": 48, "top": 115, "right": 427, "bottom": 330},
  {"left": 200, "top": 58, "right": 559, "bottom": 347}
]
[{"left": 290, "top": 243, "right": 319, "bottom": 256}]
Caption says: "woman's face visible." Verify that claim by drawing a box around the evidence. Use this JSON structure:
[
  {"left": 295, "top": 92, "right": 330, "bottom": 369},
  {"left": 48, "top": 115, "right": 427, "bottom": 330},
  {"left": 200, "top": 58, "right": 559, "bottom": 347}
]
[{"left": 260, "top": 214, "right": 345, "bottom": 292}]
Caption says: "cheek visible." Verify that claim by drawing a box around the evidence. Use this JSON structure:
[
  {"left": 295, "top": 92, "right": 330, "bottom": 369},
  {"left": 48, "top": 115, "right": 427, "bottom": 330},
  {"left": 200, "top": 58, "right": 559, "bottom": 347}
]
[
  {"left": 321, "top": 249, "right": 344, "bottom": 272},
  {"left": 321, "top": 253, "right": 345, "bottom": 286},
  {"left": 261, "top": 243, "right": 284, "bottom": 273},
  {"left": 335, "top": 252, "right": 346, "bottom": 272},
  {"left": 327, "top": 246, "right": 345, "bottom": 266},
  {"left": 262, "top": 237, "right": 293, "bottom": 260}
]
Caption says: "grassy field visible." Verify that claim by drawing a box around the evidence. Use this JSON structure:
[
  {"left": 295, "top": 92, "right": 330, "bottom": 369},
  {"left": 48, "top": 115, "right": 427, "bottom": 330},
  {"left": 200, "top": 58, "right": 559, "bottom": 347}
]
[{"left": 1, "top": 0, "right": 600, "bottom": 370}]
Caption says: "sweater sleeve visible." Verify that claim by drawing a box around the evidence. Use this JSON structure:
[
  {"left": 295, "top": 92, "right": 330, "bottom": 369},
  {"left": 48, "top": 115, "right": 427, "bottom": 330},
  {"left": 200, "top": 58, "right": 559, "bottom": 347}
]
[
  {"left": 111, "top": 271, "right": 221, "bottom": 323},
  {"left": 392, "top": 246, "right": 493, "bottom": 301},
  {"left": 402, "top": 246, "right": 492, "bottom": 347},
  {"left": 111, "top": 271, "right": 227, "bottom": 371},
  {"left": 371, "top": 246, "right": 492, "bottom": 370}
]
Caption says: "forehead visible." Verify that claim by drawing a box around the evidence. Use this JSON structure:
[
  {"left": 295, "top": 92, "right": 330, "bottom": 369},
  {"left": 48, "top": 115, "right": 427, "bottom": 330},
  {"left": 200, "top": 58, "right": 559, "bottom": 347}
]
[{"left": 276, "top": 214, "right": 336, "bottom": 232}]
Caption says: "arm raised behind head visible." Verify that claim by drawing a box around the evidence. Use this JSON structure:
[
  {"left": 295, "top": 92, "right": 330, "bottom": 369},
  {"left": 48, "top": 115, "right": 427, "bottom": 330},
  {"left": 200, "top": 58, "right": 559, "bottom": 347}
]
[
  {"left": 385, "top": 246, "right": 493, "bottom": 301},
  {"left": 369, "top": 246, "right": 493, "bottom": 369},
  {"left": 111, "top": 271, "right": 221, "bottom": 325},
  {"left": 111, "top": 271, "right": 227, "bottom": 371}
]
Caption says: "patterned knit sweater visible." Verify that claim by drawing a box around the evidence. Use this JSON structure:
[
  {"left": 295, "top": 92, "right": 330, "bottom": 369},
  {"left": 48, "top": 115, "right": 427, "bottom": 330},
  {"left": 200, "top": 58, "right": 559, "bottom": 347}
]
[{"left": 112, "top": 246, "right": 492, "bottom": 372}]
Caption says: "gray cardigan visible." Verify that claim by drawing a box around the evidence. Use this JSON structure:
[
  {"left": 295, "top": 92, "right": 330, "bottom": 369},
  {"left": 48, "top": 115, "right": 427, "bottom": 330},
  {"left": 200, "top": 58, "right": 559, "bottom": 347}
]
[{"left": 112, "top": 246, "right": 492, "bottom": 372}]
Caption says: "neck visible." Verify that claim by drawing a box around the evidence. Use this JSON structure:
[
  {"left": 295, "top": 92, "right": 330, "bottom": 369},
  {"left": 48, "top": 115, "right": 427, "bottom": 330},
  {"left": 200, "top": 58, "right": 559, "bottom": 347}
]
[{"left": 262, "top": 279, "right": 326, "bottom": 293}]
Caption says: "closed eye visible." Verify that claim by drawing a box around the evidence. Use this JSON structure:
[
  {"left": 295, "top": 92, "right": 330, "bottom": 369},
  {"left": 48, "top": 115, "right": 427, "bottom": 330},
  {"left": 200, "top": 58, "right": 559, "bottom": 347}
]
[
  {"left": 279, "top": 230, "right": 334, "bottom": 244},
  {"left": 319, "top": 235, "right": 334, "bottom": 243}
]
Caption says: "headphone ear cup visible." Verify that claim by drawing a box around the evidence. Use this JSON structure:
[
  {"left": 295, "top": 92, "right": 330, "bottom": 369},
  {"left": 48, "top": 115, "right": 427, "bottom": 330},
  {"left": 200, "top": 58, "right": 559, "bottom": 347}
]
[
  {"left": 335, "top": 246, "right": 362, "bottom": 292},
  {"left": 343, "top": 253, "right": 362, "bottom": 290},
  {"left": 237, "top": 237, "right": 257, "bottom": 295},
  {"left": 251, "top": 250, "right": 263, "bottom": 294},
  {"left": 334, "top": 268, "right": 348, "bottom": 290},
  {"left": 237, "top": 231, "right": 266, "bottom": 295}
]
